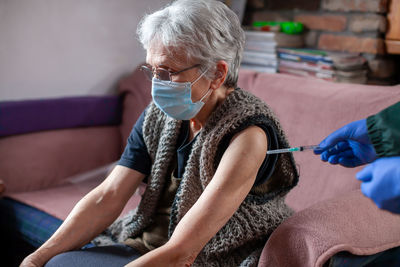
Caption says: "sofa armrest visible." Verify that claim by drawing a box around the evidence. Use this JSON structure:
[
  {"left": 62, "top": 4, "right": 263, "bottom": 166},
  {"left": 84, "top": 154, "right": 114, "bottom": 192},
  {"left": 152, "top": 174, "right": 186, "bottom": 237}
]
[
  {"left": 0, "top": 126, "right": 121, "bottom": 193},
  {"left": 258, "top": 190, "right": 400, "bottom": 267}
]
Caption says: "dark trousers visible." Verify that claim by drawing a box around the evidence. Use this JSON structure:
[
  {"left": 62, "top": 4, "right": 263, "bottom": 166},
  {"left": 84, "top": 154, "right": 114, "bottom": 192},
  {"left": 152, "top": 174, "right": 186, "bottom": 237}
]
[{"left": 45, "top": 244, "right": 141, "bottom": 267}]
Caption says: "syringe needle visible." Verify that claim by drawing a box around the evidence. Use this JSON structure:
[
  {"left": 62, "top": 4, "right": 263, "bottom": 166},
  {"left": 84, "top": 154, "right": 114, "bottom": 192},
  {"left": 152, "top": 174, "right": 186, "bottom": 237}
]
[{"left": 267, "top": 145, "right": 320, "bottom": 155}]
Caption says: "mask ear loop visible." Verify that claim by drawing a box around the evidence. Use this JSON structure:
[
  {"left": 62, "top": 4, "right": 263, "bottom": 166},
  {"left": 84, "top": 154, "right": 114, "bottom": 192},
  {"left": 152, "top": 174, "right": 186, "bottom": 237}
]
[
  {"left": 190, "top": 67, "right": 213, "bottom": 104},
  {"left": 193, "top": 68, "right": 213, "bottom": 104},
  {"left": 191, "top": 68, "right": 208, "bottom": 85}
]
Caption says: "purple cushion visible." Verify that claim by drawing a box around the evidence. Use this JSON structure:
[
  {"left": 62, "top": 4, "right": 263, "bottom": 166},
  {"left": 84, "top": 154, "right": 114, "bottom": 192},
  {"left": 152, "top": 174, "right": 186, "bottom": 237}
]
[{"left": 0, "top": 96, "right": 122, "bottom": 137}]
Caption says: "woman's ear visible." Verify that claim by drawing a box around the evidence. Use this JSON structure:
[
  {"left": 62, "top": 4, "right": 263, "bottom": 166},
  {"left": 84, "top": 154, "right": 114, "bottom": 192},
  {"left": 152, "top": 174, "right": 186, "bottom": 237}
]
[{"left": 210, "top": 60, "right": 229, "bottom": 90}]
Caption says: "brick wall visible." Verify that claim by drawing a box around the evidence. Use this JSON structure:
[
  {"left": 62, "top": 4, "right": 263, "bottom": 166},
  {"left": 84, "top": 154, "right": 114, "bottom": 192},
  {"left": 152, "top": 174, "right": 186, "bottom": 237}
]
[{"left": 245, "top": 0, "right": 399, "bottom": 84}]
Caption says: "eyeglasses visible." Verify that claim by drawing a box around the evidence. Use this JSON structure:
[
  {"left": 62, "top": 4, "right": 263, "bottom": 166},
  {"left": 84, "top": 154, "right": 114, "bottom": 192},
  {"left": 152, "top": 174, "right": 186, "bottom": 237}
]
[{"left": 140, "top": 64, "right": 200, "bottom": 82}]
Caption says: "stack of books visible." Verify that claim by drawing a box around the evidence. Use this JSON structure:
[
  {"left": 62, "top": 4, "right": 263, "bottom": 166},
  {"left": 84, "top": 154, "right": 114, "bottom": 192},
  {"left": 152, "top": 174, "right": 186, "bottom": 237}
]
[
  {"left": 329, "top": 53, "right": 368, "bottom": 84},
  {"left": 241, "top": 31, "right": 278, "bottom": 73},
  {"left": 240, "top": 30, "right": 305, "bottom": 73},
  {"left": 277, "top": 48, "right": 368, "bottom": 83},
  {"left": 277, "top": 48, "right": 335, "bottom": 81}
]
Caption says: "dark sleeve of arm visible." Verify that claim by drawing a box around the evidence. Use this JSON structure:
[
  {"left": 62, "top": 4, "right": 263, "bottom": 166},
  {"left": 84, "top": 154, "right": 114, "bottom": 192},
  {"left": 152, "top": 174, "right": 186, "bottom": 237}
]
[
  {"left": 367, "top": 101, "right": 400, "bottom": 157},
  {"left": 253, "top": 123, "right": 279, "bottom": 186},
  {"left": 117, "top": 109, "right": 152, "bottom": 175}
]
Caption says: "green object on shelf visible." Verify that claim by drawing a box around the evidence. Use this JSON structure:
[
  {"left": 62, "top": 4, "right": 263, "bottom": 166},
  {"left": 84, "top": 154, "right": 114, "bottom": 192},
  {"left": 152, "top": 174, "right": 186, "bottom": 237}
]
[{"left": 253, "top": 21, "right": 304, "bottom": 34}]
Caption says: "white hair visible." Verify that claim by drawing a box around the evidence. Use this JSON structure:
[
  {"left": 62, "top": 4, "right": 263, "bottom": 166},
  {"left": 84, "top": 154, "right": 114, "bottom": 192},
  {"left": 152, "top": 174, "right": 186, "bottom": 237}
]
[{"left": 137, "top": 0, "right": 245, "bottom": 88}]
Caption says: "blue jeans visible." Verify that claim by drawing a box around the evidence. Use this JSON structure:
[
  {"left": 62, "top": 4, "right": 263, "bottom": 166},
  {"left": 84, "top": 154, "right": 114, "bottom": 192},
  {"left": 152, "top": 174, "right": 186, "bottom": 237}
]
[{"left": 45, "top": 244, "right": 141, "bottom": 267}]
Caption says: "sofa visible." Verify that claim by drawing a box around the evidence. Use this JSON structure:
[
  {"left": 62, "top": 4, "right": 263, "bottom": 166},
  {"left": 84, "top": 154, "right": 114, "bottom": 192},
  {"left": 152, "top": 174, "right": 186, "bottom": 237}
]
[{"left": 1, "top": 65, "right": 400, "bottom": 266}]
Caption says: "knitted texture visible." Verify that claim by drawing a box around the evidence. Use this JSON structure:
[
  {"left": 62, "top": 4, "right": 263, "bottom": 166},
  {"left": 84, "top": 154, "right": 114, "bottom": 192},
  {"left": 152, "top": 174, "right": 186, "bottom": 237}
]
[{"left": 95, "top": 88, "right": 299, "bottom": 266}]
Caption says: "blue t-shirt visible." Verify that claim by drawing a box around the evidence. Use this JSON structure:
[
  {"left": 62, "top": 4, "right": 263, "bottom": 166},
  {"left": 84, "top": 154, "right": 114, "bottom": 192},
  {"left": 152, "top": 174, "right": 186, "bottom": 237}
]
[{"left": 118, "top": 109, "right": 278, "bottom": 186}]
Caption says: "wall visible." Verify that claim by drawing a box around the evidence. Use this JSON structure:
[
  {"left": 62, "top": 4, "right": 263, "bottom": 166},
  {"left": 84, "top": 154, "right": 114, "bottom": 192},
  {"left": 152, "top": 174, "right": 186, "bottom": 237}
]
[{"left": 0, "top": 0, "right": 169, "bottom": 101}]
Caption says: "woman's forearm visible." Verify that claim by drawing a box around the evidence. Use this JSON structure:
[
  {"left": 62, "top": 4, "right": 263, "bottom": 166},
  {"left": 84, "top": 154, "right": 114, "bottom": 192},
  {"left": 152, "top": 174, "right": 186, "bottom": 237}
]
[
  {"left": 24, "top": 166, "right": 145, "bottom": 266},
  {"left": 29, "top": 187, "right": 125, "bottom": 265}
]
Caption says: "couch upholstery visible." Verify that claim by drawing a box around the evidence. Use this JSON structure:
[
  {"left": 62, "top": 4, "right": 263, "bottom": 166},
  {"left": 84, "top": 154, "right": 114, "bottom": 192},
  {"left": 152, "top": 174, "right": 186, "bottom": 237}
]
[
  {"left": 237, "top": 70, "right": 400, "bottom": 266},
  {"left": 1, "top": 66, "right": 400, "bottom": 266}
]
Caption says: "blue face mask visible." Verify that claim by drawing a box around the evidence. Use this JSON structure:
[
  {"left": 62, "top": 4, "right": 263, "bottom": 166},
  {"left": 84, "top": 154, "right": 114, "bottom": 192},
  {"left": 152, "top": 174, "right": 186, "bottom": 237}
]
[{"left": 151, "top": 72, "right": 212, "bottom": 120}]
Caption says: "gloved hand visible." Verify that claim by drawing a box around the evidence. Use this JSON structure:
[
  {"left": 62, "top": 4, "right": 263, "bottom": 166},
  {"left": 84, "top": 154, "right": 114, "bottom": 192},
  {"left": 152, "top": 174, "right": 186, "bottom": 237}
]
[
  {"left": 356, "top": 157, "right": 400, "bottom": 214},
  {"left": 314, "top": 119, "right": 377, "bottom": 167}
]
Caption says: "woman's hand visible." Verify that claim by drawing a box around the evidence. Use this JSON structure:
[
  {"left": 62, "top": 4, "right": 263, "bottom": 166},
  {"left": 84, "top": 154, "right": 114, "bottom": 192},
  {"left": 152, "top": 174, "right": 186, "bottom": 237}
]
[{"left": 20, "top": 252, "right": 47, "bottom": 267}]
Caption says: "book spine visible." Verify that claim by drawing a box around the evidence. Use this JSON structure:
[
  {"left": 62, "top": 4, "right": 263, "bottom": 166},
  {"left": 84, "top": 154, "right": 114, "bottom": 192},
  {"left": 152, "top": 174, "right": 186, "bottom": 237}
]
[
  {"left": 241, "top": 64, "right": 277, "bottom": 73},
  {"left": 245, "top": 31, "right": 276, "bottom": 42},
  {"left": 279, "top": 60, "right": 334, "bottom": 74},
  {"left": 278, "top": 52, "right": 332, "bottom": 64}
]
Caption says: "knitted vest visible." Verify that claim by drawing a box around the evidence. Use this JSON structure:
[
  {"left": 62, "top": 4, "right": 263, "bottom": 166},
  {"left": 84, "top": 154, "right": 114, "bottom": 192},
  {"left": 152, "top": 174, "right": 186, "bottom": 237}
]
[{"left": 98, "top": 88, "right": 299, "bottom": 266}]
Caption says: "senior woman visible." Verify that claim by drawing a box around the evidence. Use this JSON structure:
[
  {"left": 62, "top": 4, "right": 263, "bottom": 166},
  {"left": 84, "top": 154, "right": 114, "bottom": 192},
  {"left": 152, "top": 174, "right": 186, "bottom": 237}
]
[{"left": 21, "top": 0, "right": 298, "bottom": 266}]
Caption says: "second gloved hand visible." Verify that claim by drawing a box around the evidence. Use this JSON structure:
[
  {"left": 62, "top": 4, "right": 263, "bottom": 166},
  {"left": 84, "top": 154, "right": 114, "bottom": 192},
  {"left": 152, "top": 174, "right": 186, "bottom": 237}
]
[
  {"left": 356, "top": 157, "right": 400, "bottom": 214},
  {"left": 314, "top": 119, "right": 377, "bottom": 167}
]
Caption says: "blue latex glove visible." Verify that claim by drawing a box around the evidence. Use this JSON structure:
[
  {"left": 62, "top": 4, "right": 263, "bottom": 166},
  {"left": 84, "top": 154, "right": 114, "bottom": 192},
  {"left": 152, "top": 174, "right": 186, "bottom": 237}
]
[
  {"left": 356, "top": 157, "right": 400, "bottom": 214},
  {"left": 314, "top": 119, "right": 377, "bottom": 167}
]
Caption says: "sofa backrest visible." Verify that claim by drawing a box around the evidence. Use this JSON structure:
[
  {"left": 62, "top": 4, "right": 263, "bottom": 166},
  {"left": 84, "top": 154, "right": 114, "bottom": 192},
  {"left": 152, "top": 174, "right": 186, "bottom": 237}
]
[
  {"left": 238, "top": 70, "right": 400, "bottom": 211},
  {"left": 118, "top": 66, "right": 152, "bottom": 149},
  {"left": 0, "top": 96, "right": 123, "bottom": 193},
  {"left": 119, "top": 67, "right": 400, "bottom": 212}
]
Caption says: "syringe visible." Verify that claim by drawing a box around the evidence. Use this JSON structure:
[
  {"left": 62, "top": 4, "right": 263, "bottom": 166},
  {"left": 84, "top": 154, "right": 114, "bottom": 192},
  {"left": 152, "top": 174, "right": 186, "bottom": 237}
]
[{"left": 267, "top": 145, "right": 320, "bottom": 155}]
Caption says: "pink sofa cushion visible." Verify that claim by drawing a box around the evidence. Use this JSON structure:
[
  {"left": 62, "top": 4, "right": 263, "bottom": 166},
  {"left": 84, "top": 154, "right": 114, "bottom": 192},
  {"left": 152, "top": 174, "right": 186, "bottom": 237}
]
[
  {"left": 238, "top": 72, "right": 400, "bottom": 211},
  {"left": 8, "top": 162, "right": 144, "bottom": 220},
  {"left": 0, "top": 127, "right": 121, "bottom": 193}
]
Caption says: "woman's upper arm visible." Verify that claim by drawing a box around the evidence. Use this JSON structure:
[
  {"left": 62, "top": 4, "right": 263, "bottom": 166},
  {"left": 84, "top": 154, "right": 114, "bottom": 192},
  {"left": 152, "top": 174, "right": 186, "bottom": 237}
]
[
  {"left": 213, "top": 125, "right": 268, "bottom": 191},
  {"left": 167, "top": 125, "right": 268, "bottom": 259}
]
